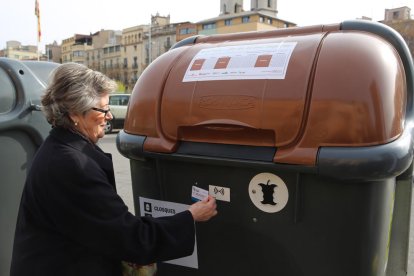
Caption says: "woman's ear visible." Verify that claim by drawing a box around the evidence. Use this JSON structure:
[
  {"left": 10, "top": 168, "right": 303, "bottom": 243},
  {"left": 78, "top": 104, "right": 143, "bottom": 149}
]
[{"left": 68, "top": 113, "right": 80, "bottom": 126}]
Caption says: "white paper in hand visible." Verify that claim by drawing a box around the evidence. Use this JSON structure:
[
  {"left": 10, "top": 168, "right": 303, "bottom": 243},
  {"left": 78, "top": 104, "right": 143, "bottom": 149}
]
[{"left": 191, "top": 186, "right": 209, "bottom": 202}]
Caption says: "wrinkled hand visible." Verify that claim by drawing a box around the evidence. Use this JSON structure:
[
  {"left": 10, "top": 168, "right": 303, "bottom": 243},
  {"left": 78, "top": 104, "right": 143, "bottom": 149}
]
[{"left": 189, "top": 195, "right": 218, "bottom": 222}]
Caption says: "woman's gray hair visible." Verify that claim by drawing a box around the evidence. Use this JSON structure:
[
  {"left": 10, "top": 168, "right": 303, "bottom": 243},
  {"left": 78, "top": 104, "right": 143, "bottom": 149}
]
[{"left": 41, "top": 62, "right": 117, "bottom": 128}]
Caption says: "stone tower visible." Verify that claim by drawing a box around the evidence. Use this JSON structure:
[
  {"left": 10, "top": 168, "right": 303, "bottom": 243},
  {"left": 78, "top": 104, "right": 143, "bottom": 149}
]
[
  {"left": 250, "top": 0, "right": 278, "bottom": 16},
  {"left": 220, "top": 0, "right": 244, "bottom": 15}
]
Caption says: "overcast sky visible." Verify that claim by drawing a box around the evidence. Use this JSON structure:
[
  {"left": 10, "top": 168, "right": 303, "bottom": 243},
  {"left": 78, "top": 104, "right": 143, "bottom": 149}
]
[{"left": 1, "top": 0, "right": 412, "bottom": 52}]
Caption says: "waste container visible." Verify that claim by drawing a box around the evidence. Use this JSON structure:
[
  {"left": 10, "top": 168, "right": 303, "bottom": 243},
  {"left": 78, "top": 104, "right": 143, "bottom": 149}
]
[
  {"left": 0, "top": 58, "right": 59, "bottom": 276},
  {"left": 117, "top": 20, "right": 413, "bottom": 276}
]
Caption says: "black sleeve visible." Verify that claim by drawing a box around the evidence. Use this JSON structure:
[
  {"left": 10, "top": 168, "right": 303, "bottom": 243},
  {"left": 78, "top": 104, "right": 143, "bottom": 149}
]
[{"left": 43, "top": 151, "right": 195, "bottom": 264}]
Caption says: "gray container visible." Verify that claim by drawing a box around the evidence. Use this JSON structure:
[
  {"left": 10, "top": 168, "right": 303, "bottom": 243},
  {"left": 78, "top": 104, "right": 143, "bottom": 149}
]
[{"left": 0, "top": 58, "right": 59, "bottom": 276}]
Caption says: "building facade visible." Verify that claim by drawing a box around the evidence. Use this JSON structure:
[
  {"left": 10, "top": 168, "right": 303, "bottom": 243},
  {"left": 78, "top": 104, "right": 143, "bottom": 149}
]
[
  {"left": 146, "top": 14, "right": 177, "bottom": 64},
  {"left": 61, "top": 34, "right": 92, "bottom": 64},
  {"left": 85, "top": 29, "right": 122, "bottom": 82},
  {"left": 1, "top": 41, "right": 39, "bottom": 60},
  {"left": 176, "top": 22, "right": 197, "bottom": 42},
  {"left": 45, "top": 41, "right": 62, "bottom": 63},
  {"left": 382, "top": 6, "right": 414, "bottom": 58},
  {"left": 384, "top": 6, "right": 411, "bottom": 22},
  {"left": 101, "top": 44, "right": 122, "bottom": 81},
  {"left": 58, "top": 2, "right": 295, "bottom": 91},
  {"left": 18, "top": 0, "right": 412, "bottom": 93},
  {"left": 197, "top": 0, "right": 294, "bottom": 36},
  {"left": 121, "top": 25, "right": 146, "bottom": 91}
]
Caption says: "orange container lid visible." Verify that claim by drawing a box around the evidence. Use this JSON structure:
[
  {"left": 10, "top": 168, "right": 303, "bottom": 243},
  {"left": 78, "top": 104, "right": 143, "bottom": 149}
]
[{"left": 124, "top": 23, "right": 407, "bottom": 166}]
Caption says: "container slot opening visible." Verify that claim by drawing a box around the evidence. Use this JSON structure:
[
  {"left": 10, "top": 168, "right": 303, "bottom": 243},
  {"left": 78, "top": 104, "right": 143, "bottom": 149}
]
[
  {"left": 176, "top": 141, "right": 276, "bottom": 161},
  {"left": 178, "top": 124, "right": 275, "bottom": 147}
]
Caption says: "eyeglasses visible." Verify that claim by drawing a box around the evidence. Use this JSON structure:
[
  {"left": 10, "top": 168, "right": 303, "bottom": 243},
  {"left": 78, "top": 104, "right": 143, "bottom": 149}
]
[{"left": 91, "top": 107, "right": 111, "bottom": 116}]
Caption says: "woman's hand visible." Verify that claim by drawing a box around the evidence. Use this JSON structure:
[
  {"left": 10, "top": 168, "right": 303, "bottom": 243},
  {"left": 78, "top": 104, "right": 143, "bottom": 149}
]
[{"left": 188, "top": 195, "right": 218, "bottom": 222}]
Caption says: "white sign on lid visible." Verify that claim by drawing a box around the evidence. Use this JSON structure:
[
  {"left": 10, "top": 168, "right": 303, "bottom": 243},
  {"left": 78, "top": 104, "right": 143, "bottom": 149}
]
[{"left": 183, "top": 42, "right": 297, "bottom": 82}]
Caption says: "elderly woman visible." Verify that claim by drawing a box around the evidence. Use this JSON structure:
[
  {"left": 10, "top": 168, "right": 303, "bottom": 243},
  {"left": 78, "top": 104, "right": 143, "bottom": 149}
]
[{"left": 10, "top": 63, "right": 217, "bottom": 276}]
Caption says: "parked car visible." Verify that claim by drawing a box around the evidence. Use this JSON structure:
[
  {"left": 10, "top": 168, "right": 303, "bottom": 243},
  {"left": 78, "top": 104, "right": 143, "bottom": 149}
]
[{"left": 105, "top": 93, "right": 130, "bottom": 133}]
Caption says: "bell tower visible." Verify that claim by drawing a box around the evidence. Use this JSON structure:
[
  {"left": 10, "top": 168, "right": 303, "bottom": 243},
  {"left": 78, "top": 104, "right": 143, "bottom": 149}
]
[
  {"left": 220, "top": 0, "right": 244, "bottom": 15},
  {"left": 250, "top": 0, "right": 277, "bottom": 16}
]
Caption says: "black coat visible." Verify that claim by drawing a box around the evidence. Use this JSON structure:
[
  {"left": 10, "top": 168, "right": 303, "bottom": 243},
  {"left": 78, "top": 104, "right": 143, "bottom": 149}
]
[{"left": 10, "top": 127, "right": 195, "bottom": 276}]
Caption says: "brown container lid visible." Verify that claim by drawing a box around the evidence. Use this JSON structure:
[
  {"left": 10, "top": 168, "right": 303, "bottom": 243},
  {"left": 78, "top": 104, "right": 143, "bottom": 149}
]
[{"left": 124, "top": 23, "right": 406, "bottom": 166}]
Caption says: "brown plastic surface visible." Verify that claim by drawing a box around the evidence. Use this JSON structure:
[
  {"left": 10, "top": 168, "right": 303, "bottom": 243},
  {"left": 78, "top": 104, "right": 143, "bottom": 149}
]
[{"left": 124, "top": 24, "right": 406, "bottom": 165}]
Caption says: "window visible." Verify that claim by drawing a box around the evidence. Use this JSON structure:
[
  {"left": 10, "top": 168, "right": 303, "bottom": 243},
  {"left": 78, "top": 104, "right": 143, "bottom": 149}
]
[
  {"left": 123, "top": 58, "right": 128, "bottom": 68},
  {"left": 393, "top": 11, "right": 400, "bottom": 20},
  {"left": 133, "top": 57, "right": 138, "bottom": 69},
  {"left": 225, "top": 19, "right": 232, "bottom": 26},
  {"left": 267, "top": 18, "right": 272, "bottom": 24},
  {"left": 202, "top": 23, "right": 216, "bottom": 30},
  {"left": 259, "top": 16, "right": 264, "bottom": 23},
  {"left": 73, "top": 51, "right": 84, "bottom": 57},
  {"left": 268, "top": 0, "right": 271, "bottom": 8},
  {"left": 242, "top": 16, "right": 250, "bottom": 23},
  {"left": 0, "top": 67, "right": 16, "bottom": 113},
  {"left": 165, "top": 37, "right": 171, "bottom": 48},
  {"left": 179, "top": 28, "right": 196, "bottom": 35}
]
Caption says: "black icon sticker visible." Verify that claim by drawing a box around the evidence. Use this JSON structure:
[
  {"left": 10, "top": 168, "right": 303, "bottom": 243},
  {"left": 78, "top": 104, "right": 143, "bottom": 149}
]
[
  {"left": 144, "top": 202, "right": 152, "bottom": 213},
  {"left": 213, "top": 187, "right": 225, "bottom": 196},
  {"left": 248, "top": 173, "right": 289, "bottom": 213},
  {"left": 208, "top": 185, "right": 230, "bottom": 202},
  {"left": 258, "top": 180, "right": 277, "bottom": 205}
]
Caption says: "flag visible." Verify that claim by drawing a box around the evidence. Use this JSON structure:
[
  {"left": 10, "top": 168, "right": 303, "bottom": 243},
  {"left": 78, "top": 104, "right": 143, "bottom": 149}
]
[{"left": 35, "top": 0, "right": 41, "bottom": 42}]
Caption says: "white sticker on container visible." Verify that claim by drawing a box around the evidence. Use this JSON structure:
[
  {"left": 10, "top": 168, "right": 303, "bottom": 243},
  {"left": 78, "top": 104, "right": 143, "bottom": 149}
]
[
  {"left": 248, "top": 172, "right": 289, "bottom": 213},
  {"left": 209, "top": 185, "right": 230, "bottom": 202},
  {"left": 139, "top": 197, "right": 198, "bottom": 269},
  {"left": 182, "top": 42, "right": 297, "bottom": 82},
  {"left": 191, "top": 185, "right": 209, "bottom": 202}
]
